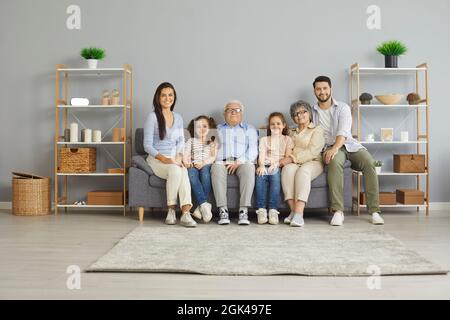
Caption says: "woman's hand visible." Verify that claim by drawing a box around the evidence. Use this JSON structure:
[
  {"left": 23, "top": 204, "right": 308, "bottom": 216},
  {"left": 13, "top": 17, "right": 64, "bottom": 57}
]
[
  {"left": 173, "top": 154, "right": 184, "bottom": 167},
  {"left": 256, "top": 165, "right": 267, "bottom": 176},
  {"left": 279, "top": 157, "right": 293, "bottom": 167}
]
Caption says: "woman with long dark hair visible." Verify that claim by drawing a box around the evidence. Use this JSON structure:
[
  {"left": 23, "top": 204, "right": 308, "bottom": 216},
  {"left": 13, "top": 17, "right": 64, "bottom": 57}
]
[{"left": 143, "top": 82, "right": 196, "bottom": 227}]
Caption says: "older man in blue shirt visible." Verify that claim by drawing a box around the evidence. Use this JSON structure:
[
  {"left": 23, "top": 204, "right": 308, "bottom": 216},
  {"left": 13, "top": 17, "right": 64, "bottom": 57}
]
[{"left": 211, "top": 100, "right": 258, "bottom": 225}]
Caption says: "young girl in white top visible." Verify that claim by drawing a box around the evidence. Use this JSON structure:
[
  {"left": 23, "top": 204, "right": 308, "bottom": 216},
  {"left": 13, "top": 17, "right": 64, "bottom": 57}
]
[
  {"left": 256, "top": 112, "right": 294, "bottom": 224},
  {"left": 183, "top": 115, "right": 218, "bottom": 223}
]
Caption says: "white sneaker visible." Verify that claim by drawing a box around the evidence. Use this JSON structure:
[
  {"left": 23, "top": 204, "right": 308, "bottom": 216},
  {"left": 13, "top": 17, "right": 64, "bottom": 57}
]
[
  {"left": 256, "top": 208, "right": 268, "bottom": 224},
  {"left": 192, "top": 206, "right": 202, "bottom": 220},
  {"left": 165, "top": 208, "right": 176, "bottom": 225},
  {"left": 284, "top": 211, "right": 295, "bottom": 224},
  {"left": 371, "top": 212, "right": 385, "bottom": 225},
  {"left": 218, "top": 208, "right": 230, "bottom": 225},
  {"left": 180, "top": 212, "right": 197, "bottom": 227},
  {"left": 200, "top": 202, "right": 213, "bottom": 223},
  {"left": 268, "top": 209, "right": 280, "bottom": 225},
  {"left": 238, "top": 209, "right": 250, "bottom": 225},
  {"left": 330, "top": 210, "right": 344, "bottom": 226}
]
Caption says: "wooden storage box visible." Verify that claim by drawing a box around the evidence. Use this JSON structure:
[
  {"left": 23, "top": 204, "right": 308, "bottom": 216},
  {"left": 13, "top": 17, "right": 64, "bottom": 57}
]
[
  {"left": 12, "top": 172, "right": 51, "bottom": 216},
  {"left": 396, "top": 189, "right": 424, "bottom": 205},
  {"left": 87, "top": 190, "right": 124, "bottom": 205},
  {"left": 393, "top": 154, "right": 425, "bottom": 173},
  {"left": 59, "top": 148, "right": 96, "bottom": 173},
  {"left": 360, "top": 192, "right": 396, "bottom": 205},
  {"left": 107, "top": 168, "right": 125, "bottom": 174}
]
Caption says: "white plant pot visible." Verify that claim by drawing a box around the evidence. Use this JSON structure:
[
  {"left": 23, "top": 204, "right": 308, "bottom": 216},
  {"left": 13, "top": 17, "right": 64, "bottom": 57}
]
[
  {"left": 87, "top": 59, "right": 98, "bottom": 69},
  {"left": 375, "top": 167, "right": 382, "bottom": 174}
]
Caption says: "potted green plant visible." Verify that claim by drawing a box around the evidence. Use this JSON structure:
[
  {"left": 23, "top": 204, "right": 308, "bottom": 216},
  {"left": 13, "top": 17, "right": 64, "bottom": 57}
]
[
  {"left": 407, "top": 93, "right": 421, "bottom": 105},
  {"left": 359, "top": 93, "right": 373, "bottom": 105},
  {"left": 376, "top": 40, "right": 407, "bottom": 68},
  {"left": 80, "top": 47, "right": 106, "bottom": 69},
  {"left": 374, "top": 160, "right": 383, "bottom": 174}
]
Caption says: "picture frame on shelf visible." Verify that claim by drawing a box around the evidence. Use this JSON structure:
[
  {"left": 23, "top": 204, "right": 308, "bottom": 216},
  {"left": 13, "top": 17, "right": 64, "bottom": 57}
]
[{"left": 380, "top": 128, "right": 394, "bottom": 142}]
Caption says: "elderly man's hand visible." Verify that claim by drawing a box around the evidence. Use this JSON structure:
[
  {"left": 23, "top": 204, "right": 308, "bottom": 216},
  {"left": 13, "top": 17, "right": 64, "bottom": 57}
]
[{"left": 226, "top": 161, "right": 241, "bottom": 175}]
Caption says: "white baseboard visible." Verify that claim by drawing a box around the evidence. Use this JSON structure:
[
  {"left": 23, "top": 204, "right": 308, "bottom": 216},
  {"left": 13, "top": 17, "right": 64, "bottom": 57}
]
[
  {"left": 2, "top": 201, "right": 449, "bottom": 211},
  {"left": 0, "top": 202, "right": 11, "bottom": 210},
  {"left": 429, "top": 202, "right": 450, "bottom": 210}
]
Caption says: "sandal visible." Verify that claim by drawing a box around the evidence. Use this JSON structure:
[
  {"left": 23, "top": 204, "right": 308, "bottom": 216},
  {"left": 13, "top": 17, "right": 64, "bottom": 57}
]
[
  {"left": 101, "top": 90, "right": 110, "bottom": 105},
  {"left": 111, "top": 89, "right": 120, "bottom": 105}
]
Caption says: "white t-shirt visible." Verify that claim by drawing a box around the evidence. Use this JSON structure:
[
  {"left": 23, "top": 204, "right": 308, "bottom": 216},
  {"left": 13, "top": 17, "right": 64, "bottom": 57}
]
[{"left": 316, "top": 107, "right": 334, "bottom": 146}]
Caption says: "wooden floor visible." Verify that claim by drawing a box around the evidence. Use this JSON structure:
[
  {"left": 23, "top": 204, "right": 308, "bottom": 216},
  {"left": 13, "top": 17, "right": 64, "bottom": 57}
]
[{"left": 0, "top": 208, "right": 449, "bottom": 300}]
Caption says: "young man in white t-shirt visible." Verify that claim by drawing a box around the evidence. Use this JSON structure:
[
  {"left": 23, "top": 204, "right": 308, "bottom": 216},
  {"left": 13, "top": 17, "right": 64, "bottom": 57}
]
[{"left": 312, "top": 76, "right": 384, "bottom": 226}]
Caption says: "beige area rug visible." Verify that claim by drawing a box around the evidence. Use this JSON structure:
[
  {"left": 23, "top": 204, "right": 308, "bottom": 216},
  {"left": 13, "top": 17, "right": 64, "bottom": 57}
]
[{"left": 86, "top": 223, "right": 448, "bottom": 276}]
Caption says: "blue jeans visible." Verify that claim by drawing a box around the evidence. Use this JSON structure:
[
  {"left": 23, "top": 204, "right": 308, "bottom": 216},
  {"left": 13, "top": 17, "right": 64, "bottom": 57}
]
[
  {"left": 188, "top": 165, "right": 212, "bottom": 206},
  {"left": 255, "top": 167, "right": 281, "bottom": 209}
]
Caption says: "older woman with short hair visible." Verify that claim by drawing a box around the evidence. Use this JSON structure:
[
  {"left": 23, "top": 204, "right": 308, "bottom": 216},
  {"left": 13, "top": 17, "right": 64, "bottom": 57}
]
[{"left": 281, "top": 100, "right": 325, "bottom": 227}]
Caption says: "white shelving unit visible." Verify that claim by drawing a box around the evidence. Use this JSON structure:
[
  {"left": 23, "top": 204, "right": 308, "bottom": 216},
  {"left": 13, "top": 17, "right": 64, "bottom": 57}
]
[
  {"left": 54, "top": 64, "right": 132, "bottom": 214},
  {"left": 350, "top": 63, "right": 429, "bottom": 215}
]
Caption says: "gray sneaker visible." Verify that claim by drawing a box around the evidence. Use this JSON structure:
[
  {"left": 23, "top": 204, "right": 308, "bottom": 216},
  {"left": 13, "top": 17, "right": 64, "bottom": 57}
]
[
  {"left": 284, "top": 211, "right": 295, "bottom": 224},
  {"left": 290, "top": 213, "right": 304, "bottom": 227},
  {"left": 218, "top": 208, "right": 230, "bottom": 225},
  {"left": 238, "top": 210, "right": 250, "bottom": 225}
]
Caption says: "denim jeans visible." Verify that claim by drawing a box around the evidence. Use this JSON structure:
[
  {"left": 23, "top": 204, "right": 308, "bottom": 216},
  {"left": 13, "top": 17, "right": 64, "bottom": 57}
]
[
  {"left": 255, "top": 167, "right": 281, "bottom": 209},
  {"left": 188, "top": 164, "right": 212, "bottom": 206}
]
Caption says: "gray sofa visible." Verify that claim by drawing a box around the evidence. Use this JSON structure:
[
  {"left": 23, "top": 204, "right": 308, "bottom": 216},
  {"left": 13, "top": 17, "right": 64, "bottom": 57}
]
[{"left": 129, "top": 128, "right": 352, "bottom": 221}]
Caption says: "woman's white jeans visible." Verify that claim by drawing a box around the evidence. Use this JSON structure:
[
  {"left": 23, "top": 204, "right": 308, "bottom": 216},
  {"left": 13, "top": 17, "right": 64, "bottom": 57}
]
[{"left": 146, "top": 156, "right": 192, "bottom": 207}]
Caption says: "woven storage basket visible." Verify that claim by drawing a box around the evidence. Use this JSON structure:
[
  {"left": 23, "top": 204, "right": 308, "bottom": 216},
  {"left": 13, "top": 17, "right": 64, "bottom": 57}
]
[
  {"left": 12, "top": 172, "right": 51, "bottom": 216},
  {"left": 59, "top": 148, "right": 96, "bottom": 173}
]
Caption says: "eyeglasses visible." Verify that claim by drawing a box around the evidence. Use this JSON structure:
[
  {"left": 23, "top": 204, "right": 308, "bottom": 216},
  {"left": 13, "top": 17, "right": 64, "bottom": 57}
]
[
  {"left": 293, "top": 110, "right": 308, "bottom": 117},
  {"left": 225, "top": 108, "right": 242, "bottom": 114}
]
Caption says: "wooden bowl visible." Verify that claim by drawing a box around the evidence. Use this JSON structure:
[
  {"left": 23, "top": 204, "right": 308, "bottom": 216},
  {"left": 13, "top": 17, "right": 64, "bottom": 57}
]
[{"left": 375, "top": 94, "right": 404, "bottom": 105}]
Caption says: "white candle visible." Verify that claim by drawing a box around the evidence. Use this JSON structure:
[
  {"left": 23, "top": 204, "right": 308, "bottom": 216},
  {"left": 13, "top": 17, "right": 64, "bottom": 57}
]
[
  {"left": 84, "top": 129, "right": 92, "bottom": 143},
  {"left": 93, "top": 130, "right": 102, "bottom": 142},
  {"left": 70, "top": 123, "right": 78, "bottom": 142},
  {"left": 401, "top": 131, "right": 409, "bottom": 142}
]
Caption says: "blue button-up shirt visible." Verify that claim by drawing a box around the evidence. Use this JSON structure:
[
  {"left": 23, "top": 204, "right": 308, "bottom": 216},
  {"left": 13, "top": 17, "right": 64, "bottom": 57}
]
[
  {"left": 312, "top": 99, "right": 365, "bottom": 152},
  {"left": 216, "top": 122, "right": 258, "bottom": 164}
]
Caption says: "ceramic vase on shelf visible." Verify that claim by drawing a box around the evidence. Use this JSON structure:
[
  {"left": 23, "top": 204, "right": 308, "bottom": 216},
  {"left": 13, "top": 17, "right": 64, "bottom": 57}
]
[{"left": 87, "top": 59, "right": 98, "bottom": 69}]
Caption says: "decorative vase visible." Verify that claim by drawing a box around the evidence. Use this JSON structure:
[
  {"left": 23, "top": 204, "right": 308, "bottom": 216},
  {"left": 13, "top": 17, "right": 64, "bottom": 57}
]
[
  {"left": 375, "top": 167, "right": 382, "bottom": 174},
  {"left": 87, "top": 59, "right": 98, "bottom": 69},
  {"left": 361, "top": 100, "right": 371, "bottom": 105},
  {"left": 385, "top": 55, "right": 398, "bottom": 68}
]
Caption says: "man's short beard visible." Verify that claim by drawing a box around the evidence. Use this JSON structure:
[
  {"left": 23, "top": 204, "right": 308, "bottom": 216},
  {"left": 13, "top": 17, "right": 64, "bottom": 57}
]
[{"left": 317, "top": 94, "right": 331, "bottom": 103}]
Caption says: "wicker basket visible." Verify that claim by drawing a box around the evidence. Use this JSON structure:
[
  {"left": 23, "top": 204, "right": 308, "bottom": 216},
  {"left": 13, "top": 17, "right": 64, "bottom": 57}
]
[
  {"left": 59, "top": 148, "right": 96, "bottom": 173},
  {"left": 12, "top": 172, "right": 51, "bottom": 216}
]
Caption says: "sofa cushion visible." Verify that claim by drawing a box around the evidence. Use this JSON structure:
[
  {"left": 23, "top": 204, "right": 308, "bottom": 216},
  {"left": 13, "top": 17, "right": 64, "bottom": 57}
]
[
  {"left": 135, "top": 128, "right": 147, "bottom": 156},
  {"left": 132, "top": 155, "right": 154, "bottom": 176}
]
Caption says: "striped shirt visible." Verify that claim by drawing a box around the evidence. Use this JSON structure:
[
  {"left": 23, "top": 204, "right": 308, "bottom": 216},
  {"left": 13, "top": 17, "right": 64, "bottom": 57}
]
[
  {"left": 143, "top": 111, "right": 185, "bottom": 158},
  {"left": 216, "top": 122, "right": 258, "bottom": 164},
  {"left": 185, "top": 138, "right": 215, "bottom": 164}
]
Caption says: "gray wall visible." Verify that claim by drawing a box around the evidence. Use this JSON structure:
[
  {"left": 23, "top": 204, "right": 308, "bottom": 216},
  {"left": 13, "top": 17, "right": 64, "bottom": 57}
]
[{"left": 1, "top": 0, "right": 449, "bottom": 202}]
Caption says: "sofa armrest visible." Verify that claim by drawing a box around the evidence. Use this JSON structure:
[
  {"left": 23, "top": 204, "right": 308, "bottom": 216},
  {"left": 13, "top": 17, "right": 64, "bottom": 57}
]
[{"left": 132, "top": 155, "right": 154, "bottom": 176}]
